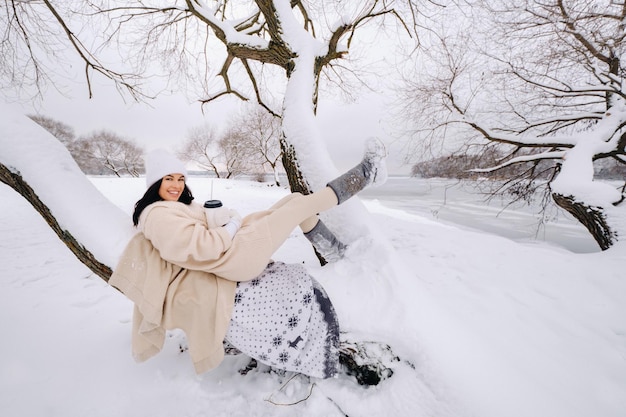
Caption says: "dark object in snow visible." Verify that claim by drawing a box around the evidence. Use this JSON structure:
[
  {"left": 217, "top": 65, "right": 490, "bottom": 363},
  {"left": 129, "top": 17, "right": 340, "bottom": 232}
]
[
  {"left": 239, "top": 358, "right": 258, "bottom": 376},
  {"left": 338, "top": 339, "right": 398, "bottom": 386},
  {"left": 225, "top": 336, "right": 401, "bottom": 386}
]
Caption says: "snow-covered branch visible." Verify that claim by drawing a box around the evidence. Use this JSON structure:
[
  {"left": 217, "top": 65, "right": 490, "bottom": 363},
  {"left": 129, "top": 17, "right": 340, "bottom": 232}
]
[
  {"left": 455, "top": 101, "right": 626, "bottom": 153},
  {"left": 185, "top": 0, "right": 269, "bottom": 49},
  {"left": 0, "top": 105, "right": 135, "bottom": 279},
  {"left": 470, "top": 150, "right": 566, "bottom": 173}
]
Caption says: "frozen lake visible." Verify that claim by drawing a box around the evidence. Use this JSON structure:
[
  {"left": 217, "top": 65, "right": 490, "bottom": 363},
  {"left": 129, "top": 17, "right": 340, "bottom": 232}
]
[{"left": 360, "top": 177, "right": 599, "bottom": 254}]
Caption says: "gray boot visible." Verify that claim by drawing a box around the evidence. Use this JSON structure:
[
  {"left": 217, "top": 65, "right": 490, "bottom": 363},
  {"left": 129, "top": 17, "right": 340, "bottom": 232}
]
[
  {"left": 304, "top": 220, "right": 347, "bottom": 263},
  {"left": 327, "top": 137, "right": 387, "bottom": 204}
]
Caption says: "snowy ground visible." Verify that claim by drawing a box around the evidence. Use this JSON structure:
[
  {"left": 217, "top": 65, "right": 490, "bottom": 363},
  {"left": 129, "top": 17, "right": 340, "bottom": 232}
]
[{"left": 1, "top": 176, "right": 625, "bottom": 417}]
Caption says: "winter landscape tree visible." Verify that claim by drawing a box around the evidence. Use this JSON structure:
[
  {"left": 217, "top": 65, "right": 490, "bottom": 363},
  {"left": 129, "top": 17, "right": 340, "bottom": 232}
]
[
  {"left": 230, "top": 105, "right": 283, "bottom": 185},
  {"left": 178, "top": 125, "right": 224, "bottom": 178},
  {"left": 2, "top": 0, "right": 422, "bottom": 272},
  {"left": 179, "top": 106, "right": 282, "bottom": 181},
  {"left": 28, "top": 115, "right": 144, "bottom": 176},
  {"left": 80, "top": 0, "right": 415, "bottom": 194},
  {"left": 1, "top": 0, "right": 420, "bottom": 273},
  {"left": 72, "top": 130, "right": 144, "bottom": 177},
  {"left": 402, "top": 0, "right": 626, "bottom": 250},
  {"left": 216, "top": 126, "right": 256, "bottom": 178}
]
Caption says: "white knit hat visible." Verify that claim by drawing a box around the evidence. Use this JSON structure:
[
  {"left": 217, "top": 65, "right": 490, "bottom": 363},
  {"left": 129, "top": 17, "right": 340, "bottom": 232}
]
[{"left": 144, "top": 149, "right": 188, "bottom": 188}]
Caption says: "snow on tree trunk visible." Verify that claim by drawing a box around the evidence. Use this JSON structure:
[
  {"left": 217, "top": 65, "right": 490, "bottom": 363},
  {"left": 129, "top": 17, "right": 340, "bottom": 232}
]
[
  {"left": 279, "top": 53, "right": 374, "bottom": 245},
  {"left": 279, "top": 137, "right": 311, "bottom": 194},
  {"left": 280, "top": 61, "right": 337, "bottom": 193},
  {"left": 271, "top": 4, "right": 376, "bottom": 244},
  {"left": 549, "top": 133, "right": 625, "bottom": 250},
  {"left": 273, "top": 1, "right": 338, "bottom": 194},
  {"left": 0, "top": 163, "right": 114, "bottom": 280},
  {"left": 0, "top": 103, "right": 135, "bottom": 280},
  {"left": 552, "top": 194, "right": 618, "bottom": 250}
]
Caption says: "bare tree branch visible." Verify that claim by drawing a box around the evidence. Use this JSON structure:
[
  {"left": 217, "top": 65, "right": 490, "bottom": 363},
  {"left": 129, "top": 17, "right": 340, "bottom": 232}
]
[{"left": 41, "top": 0, "right": 148, "bottom": 100}]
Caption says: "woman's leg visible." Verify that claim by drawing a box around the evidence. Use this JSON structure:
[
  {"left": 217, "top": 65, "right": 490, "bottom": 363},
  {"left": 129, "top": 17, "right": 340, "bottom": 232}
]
[
  {"left": 261, "top": 137, "right": 386, "bottom": 258},
  {"left": 266, "top": 193, "right": 320, "bottom": 233},
  {"left": 263, "top": 187, "right": 338, "bottom": 255},
  {"left": 217, "top": 189, "right": 338, "bottom": 281},
  {"left": 220, "top": 139, "right": 385, "bottom": 280},
  {"left": 268, "top": 191, "right": 345, "bottom": 260},
  {"left": 267, "top": 137, "right": 385, "bottom": 233}
]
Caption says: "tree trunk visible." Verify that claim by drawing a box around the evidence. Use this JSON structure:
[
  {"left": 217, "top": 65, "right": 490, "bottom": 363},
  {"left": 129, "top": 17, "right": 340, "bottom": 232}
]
[
  {"left": 0, "top": 162, "right": 113, "bottom": 281},
  {"left": 279, "top": 136, "right": 333, "bottom": 266},
  {"left": 552, "top": 192, "right": 617, "bottom": 250},
  {"left": 279, "top": 136, "right": 312, "bottom": 195}
]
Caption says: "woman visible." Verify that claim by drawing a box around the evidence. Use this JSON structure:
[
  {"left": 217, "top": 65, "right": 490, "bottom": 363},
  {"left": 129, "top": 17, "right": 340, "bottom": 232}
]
[{"left": 110, "top": 139, "right": 386, "bottom": 379}]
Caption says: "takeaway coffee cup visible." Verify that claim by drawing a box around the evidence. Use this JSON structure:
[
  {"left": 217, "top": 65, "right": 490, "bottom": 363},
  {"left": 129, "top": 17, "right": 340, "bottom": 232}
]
[
  {"left": 204, "top": 199, "right": 223, "bottom": 209},
  {"left": 204, "top": 199, "right": 226, "bottom": 228}
]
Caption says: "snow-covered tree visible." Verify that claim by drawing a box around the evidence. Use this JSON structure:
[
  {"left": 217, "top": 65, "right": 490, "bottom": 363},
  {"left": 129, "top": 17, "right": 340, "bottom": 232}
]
[
  {"left": 1, "top": 0, "right": 420, "bottom": 275},
  {"left": 75, "top": 130, "right": 144, "bottom": 177},
  {"left": 402, "top": 0, "right": 626, "bottom": 250},
  {"left": 0, "top": 106, "right": 128, "bottom": 281},
  {"left": 179, "top": 125, "right": 224, "bottom": 178},
  {"left": 218, "top": 126, "right": 255, "bottom": 178},
  {"left": 80, "top": 0, "right": 415, "bottom": 194},
  {"left": 231, "top": 105, "right": 283, "bottom": 185}
]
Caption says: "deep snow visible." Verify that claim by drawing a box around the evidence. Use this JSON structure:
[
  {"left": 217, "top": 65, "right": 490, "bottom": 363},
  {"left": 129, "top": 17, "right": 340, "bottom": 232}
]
[{"left": 1, "top": 176, "right": 625, "bottom": 417}]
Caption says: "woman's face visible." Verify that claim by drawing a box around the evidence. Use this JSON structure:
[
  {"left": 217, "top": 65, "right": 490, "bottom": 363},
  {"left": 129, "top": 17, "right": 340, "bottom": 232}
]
[{"left": 158, "top": 174, "right": 186, "bottom": 201}]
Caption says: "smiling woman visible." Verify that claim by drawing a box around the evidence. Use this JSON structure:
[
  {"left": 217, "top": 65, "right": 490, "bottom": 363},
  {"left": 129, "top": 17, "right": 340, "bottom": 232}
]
[
  {"left": 131, "top": 150, "right": 194, "bottom": 225},
  {"left": 159, "top": 174, "right": 186, "bottom": 201},
  {"left": 110, "top": 144, "right": 387, "bottom": 378}
]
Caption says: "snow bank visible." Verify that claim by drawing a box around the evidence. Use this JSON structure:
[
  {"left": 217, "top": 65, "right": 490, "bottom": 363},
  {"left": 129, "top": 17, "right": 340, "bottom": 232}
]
[{"left": 3, "top": 177, "right": 624, "bottom": 417}]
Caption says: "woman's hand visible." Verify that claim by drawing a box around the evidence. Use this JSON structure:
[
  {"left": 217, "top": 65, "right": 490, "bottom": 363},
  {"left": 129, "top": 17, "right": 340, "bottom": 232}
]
[
  {"left": 207, "top": 207, "right": 242, "bottom": 229},
  {"left": 223, "top": 209, "right": 242, "bottom": 238},
  {"left": 227, "top": 209, "right": 242, "bottom": 225},
  {"left": 211, "top": 206, "right": 231, "bottom": 227},
  {"left": 224, "top": 216, "right": 241, "bottom": 239}
]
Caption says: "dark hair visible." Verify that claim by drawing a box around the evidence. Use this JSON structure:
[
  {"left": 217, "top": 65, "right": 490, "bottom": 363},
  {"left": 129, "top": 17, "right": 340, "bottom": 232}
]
[{"left": 132, "top": 179, "right": 194, "bottom": 226}]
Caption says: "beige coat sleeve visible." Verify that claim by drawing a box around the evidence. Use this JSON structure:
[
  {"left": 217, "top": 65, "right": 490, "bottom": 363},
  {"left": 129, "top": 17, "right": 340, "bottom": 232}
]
[{"left": 141, "top": 203, "right": 234, "bottom": 269}]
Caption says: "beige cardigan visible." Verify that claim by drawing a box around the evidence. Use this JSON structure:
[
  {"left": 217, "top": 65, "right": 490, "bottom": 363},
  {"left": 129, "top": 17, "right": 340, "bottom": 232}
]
[{"left": 110, "top": 201, "right": 248, "bottom": 374}]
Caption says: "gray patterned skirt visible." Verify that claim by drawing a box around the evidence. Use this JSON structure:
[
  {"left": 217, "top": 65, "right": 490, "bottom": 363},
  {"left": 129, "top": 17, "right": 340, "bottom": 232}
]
[{"left": 225, "top": 262, "right": 340, "bottom": 379}]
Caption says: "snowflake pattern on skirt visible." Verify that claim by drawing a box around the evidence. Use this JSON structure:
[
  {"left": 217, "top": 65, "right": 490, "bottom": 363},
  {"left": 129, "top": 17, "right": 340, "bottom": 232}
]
[{"left": 225, "top": 261, "right": 340, "bottom": 379}]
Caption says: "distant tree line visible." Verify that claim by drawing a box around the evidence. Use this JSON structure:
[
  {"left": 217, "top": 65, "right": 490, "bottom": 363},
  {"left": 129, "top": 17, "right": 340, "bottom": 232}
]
[
  {"left": 412, "top": 150, "right": 626, "bottom": 181},
  {"left": 28, "top": 106, "right": 283, "bottom": 184},
  {"left": 412, "top": 148, "right": 626, "bottom": 210},
  {"left": 28, "top": 114, "right": 144, "bottom": 177}
]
